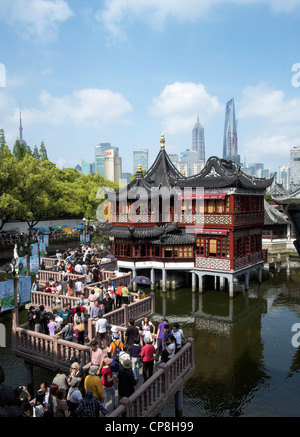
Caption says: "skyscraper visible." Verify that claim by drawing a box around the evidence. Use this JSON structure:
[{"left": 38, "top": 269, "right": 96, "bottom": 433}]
[
  {"left": 290, "top": 146, "right": 300, "bottom": 188},
  {"left": 95, "top": 143, "right": 119, "bottom": 177},
  {"left": 192, "top": 117, "right": 205, "bottom": 161},
  {"left": 133, "top": 149, "right": 148, "bottom": 172},
  {"left": 222, "top": 98, "right": 240, "bottom": 165}
]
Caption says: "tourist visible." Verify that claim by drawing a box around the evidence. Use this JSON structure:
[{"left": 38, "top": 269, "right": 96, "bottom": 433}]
[
  {"left": 60, "top": 275, "right": 68, "bottom": 295},
  {"left": 67, "top": 362, "right": 84, "bottom": 390},
  {"left": 55, "top": 319, "right": 74, "bottom": 342},
  {"left": 140, "top": 338, "right": 156, "bottom": 382},
  {"left": 164, "top": 335, "right": 176, "bottom": 362},
  {"left": 74, "top": 309, "right": 85, "bottom": 345},
  {"left": 102, "top": 291, "right": 115, "bottom": 314},
  {"left": 32, "top": 389, "right": 45, "bottom": 417},
  {"left": 107, "top": 330, "right": 123, "bottom": 374},
  {"left": 44, "top": 383, "right": 59, "bottom": 417},
  {"left": 115, "top": 283, "right": 123, "bottom": 308},
  {"left": 119, "top": 343, "right": 130, "bottom": 365},
  {"left": 92, "top": 265, "right": 101, "bottom": 283},
  {"left": 90, "top": 298, "right": 102, "bottom": 319},
  {"left": 66, "top": 279, "right": 74, "bottom": 296},
  {"left": 141, "top": 316, "right": 155, "bottom": 344},
  {"left": 72, "top": 300, "right": 86, "bottom": 316},
  {"left": 74, "top": 277, "right": 83, "bottom": 296},
  {"left": 90, "top": 339, "right": 104, "bottom": 375},
  {"left": 88, "top": 289, "right": 98, "bottom": 308},
  {"left": 27, "top": 306, "right": 41, "bottom": 332},
  {"left": 37, "top": 381, "right": 49, "bottom": 410},
  {"left": 39, "top": 305, "right": 51, "bottom": 334},
  {"left": 75, "top": 261, "right": 84, "bottom": 275},
  {"left": 95, "top": 314, "right": 109, "bottom": 349},
  {"left": 129, "top": 337, "right": 142, "bottom": 382},
  {"left": 84, "top": 365, "right": 105, "bottom": 403},
  {"left": 101, "top": 357, "right": 117, "bottom": 411},
  {"left": 121, "top": 283, "right": 130, "bottom": 305},
  {"left": 67, "top": 377, "right": 82, "bottom": 416},
  {"left": 52, "top": 309, "right": 63, "bottom": 331},
  {"left": 43, "top": 281, "right": 51, "bottom": 293},
  {"left": 171, "top": 322, "right": 186, "bottom": 353},
  {"left": 106, "top": 281, "right": 115, "bottom": 302},
  {"left": 125, "top": 318, "right": 139, "bottom": 346},
  {"left": 47, "top": 315, "right": 57, "bottom": 337},
  {"left": 155, "top": 318, "right": 169, "bottom": 362},
  {"left": 58, "top": 304, "right": 70, "bottom": 326},
  {"left": 78, "top": 292, "right": 85, "bottom": 306},
  {"left": 52, "top": 368, "right": 68, "bottom": 391},
  {"left": 86, "top": 268, "right": 93, "bottom": 285},
  {"left": 31, "top": 278, "right": 39, "bottom": 291},
  {"left": 0, "top": 366, "right": 27, "bottom": 417},
  {"left": 118, "top": 359, "right": 136, "bottom": 400},
  {"left": 161, "top": 324, "right": 171, "bottom": 362},
  {"left": 53, "top": 388, "right": 70, "bottom": 417},
  {"left": 93, "top": 283, "right": 103, "bottom": 302},
  {"left": 75, "top": 391, "right": 107, "bottom": 417}
]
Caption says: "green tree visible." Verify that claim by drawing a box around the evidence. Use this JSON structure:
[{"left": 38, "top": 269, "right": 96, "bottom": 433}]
[
  {"left": 32, "top": 145, "right": 40, "bottom": 160},
  {"left": 39, "top": 141, "right": 48, "bottom": 160}
]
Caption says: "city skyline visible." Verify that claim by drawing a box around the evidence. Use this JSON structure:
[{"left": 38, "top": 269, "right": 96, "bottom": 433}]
[{"left": 1, "top": 1, "right": 300, "bottom": 174}]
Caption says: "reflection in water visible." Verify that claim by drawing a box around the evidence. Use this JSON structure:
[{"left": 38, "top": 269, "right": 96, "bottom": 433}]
[
  {"left": 1, "top": 257, "right": 300, "bottom": 416},
  {"left": 153, "top": 258, "right": 300, "bottom": 416}
]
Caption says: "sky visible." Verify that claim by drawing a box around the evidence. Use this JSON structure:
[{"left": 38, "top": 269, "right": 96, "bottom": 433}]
[{"left": 1, "top": 0, "right": 300, "bottom": 176}]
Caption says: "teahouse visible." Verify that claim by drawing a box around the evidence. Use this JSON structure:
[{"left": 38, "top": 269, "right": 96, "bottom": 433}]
[{"left": 99, "top": 134, "right": 274, "bottom": 296}]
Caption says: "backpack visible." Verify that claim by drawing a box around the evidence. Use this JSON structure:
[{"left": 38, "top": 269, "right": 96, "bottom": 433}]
[{"left": 112, "top": 341, "right": 121, "bottom": 362}]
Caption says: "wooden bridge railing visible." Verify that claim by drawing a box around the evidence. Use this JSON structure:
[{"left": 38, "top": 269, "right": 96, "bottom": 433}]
[
  {"left": 109, "top": 338, "right": 195, "bottom": 417},
  {"left": 13, "top": 291, "right": 155, "bottom": 352},
  {"left": 13, "top": 326, "right": 91, "bottom": 373}
]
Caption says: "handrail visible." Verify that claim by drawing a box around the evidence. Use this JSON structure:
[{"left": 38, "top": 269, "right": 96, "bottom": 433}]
[{"left": 109, "top": 338, "right": 195, "bottom": 417}]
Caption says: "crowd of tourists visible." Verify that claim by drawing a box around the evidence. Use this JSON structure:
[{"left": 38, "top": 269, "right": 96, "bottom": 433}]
[
  {"left": 0, "top": 244, "right": 188, "bottom": 417},
  {"left": 0, "top": 316, "right": 186, "bottom": 417}
]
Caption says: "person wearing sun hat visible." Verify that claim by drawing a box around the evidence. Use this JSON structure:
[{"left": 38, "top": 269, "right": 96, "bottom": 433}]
[
  {"left": 84, "top": 365, "right": 105, "bottom": 403},
  {"left": 118, "top": 359, "right": 136, "bottom": 400},
  {"left": 101, "top": 357, "right": 117, "bottom": 410},
  {"left": 67, "top": 377, "right": 82, "bottom": 416}
]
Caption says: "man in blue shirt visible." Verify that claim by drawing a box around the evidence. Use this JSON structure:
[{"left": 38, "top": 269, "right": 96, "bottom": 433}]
[
  {"left": 58, "top": 304, "right": 70, "bottom": 325},
  {"left": 90, "top": 299, "right": 102, "bottom": 319}
]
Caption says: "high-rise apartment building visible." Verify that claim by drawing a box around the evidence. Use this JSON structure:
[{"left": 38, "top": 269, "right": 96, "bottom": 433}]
[
  {"left": 104, "top": 148, "right": 122, "bottom": 182},
  {"left": 290, "top": 146, "right": 300, "bottom": 188},
  {"left": 223, "top": 98, "right": 240, "bottom": 165},
  {"left": 133, "top": 149, "right": 148, "bottom": 172},
  {"left": 192, "top": 117, "right": 205, "bottom": 161}
]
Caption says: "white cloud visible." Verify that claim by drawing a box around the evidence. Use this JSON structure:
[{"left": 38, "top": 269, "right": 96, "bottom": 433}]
[
  {"left": 0, "top": 0, "right": 73, "bottom": 41},
  {"left": 238, "top": 82, "right": 300, "bottom": 124},
  {"left": 150, "top": 82, "right": 223, "bottom": 134},
  {"left": 0, "top": 88, "right": 133, "bottom": 148},
  {"left": 97, "top": 0, "right": 300, "bottom": 40},
  {"left": 27, "top": 88, "right": 133, "bottom": 127},
  {"left": 237, "top": 82, "right": 300, "bottom": 167}
]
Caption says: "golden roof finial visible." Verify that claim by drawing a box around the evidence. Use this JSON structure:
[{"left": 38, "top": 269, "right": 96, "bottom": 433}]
[
  {"left": 160, "top": 131, "right": 165, "bottom": 149},
  {"left": 137, "top": 162, "right": 142, "bottom": 172}
]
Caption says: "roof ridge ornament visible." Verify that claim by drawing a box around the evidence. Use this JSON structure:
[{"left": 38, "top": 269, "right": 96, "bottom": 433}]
[{"left": 160, "top": 131, "right": 165, "bottom": 149}]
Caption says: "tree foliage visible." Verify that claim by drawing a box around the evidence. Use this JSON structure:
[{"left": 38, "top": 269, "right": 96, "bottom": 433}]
[{"left": 0, "top": 129, "right": 120, "bottom": 231}]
